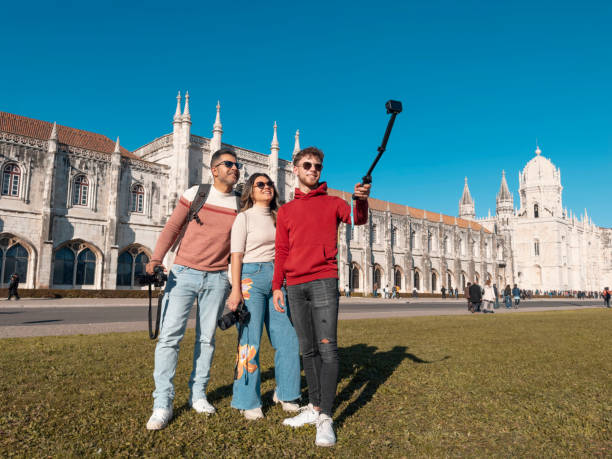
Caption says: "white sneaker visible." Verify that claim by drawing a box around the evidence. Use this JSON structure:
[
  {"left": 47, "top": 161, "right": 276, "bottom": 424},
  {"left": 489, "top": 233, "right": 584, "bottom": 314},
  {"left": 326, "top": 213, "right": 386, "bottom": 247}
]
[
  {"left": 315, "top": 414, "right": 336, "bottom": 447},
  {"left": 282, "top": 403, "right": 319, "bottom": 427},
  {"left": 191, "top": 398, "right": 216, "bottom": 414},
  {"left": 273, "top": 391, "right": 300, "bottom": 412},
  {"left": 241, "top": 407, "right": 264, "bottom": 420},
  {"left": 146, "top": 408, "right": 173, "bottom": 430}
]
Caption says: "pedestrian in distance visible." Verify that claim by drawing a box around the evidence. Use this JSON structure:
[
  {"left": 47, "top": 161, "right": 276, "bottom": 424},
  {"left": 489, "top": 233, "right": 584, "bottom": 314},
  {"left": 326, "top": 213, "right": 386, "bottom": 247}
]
[
  {"left": 482, "top": 280, "right": 496, "bottom": 313},
  {"left": 7, "top": 273, "right": 20, "bottom": 300},
  {"left": 272, "top": 146, "right": 371, "bottom": 447},
  {"left": 345, "top": 284, "right": 350, "bottom": 298},
  {"left": 454, "top": 287, "right": 459, "bottom": 298},
  {"left": 504, "top": 284, "right": 512, "bottom": 308},
  {"left": 469, "top": 281, "right": 483, "bottom": 313},
  {"left": 145, "top": 148, "right": 242, "bottom": 431},
  {"left": 227, "top": 173, "right": 301, "bottom": 421},
  {"left": 464, "top": 282, "right": 473, "bottom": 312},
  {"left": 512, "top": 284, "right": 521, "bottom": 308},
  {"left": 441, "top": 286, "right": 446, "bottom": 299},
  {"left": 602, "top": 287, "right": 611, "bottom": 308}
]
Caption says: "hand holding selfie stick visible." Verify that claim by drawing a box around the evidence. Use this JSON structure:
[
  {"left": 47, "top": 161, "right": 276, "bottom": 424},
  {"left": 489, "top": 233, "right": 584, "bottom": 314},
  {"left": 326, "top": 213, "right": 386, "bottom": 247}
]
[{"left": 353, "top": 100, "right": 403, "bottom": 199}]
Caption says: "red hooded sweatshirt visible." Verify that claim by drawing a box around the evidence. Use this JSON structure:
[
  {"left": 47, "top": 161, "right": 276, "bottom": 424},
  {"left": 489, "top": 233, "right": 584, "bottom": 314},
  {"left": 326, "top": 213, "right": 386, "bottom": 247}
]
[{"left": 272, "top": 182, "right": 369, "bottom": 290}]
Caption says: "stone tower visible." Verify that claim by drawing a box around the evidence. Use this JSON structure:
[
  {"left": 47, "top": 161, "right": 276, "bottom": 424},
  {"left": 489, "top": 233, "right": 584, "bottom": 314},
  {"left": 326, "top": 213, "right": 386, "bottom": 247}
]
[
  {"left": 496, "top": 170, "right": 514, "bottom": 217},
  {"left": 458, "top": 177, "right": 476, "bottom": 220}
]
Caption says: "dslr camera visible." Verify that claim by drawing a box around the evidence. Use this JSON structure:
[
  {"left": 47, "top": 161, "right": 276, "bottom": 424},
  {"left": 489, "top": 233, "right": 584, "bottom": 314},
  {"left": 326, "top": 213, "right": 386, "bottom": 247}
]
[
  {"left": 218, "top": 303, "right": 251, "bottom": 330},
  {"left": 136, "top": 265, "right": 168, "bottom": 288}
]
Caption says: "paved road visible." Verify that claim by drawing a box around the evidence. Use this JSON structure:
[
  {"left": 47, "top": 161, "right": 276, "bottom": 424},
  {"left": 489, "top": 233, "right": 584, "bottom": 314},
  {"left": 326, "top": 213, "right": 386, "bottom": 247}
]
[{"left": 0, "top": 297, "right": 605, "bottom": 338}]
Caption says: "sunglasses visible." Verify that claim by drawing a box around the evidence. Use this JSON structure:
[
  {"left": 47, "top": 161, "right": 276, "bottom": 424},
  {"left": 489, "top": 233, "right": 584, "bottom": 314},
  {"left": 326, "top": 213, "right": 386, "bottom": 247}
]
[
  {"left": 300, "top": 161, "right": 322, "bottom": 172},
  {"left": 254, "top": 180, "right": 274, "bottom": 190},
  {"left": 214, "top": 160, "right": 243, "bottom": 170}
]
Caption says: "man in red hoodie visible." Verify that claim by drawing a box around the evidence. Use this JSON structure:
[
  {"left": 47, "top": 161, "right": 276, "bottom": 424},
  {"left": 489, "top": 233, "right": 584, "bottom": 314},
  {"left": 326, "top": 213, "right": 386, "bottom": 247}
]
[{"left": 272, "top": 146, "right": 370, "bottom": 447}]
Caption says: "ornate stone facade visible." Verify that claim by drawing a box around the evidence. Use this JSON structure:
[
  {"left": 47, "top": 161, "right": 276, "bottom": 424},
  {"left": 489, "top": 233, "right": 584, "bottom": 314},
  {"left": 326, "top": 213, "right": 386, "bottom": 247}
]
[
  {"left": 476, "top": 147, "right": 612, "bottom": 292},
  {"left": 0, "top": 96, "right": 608, "bottom": 293}
]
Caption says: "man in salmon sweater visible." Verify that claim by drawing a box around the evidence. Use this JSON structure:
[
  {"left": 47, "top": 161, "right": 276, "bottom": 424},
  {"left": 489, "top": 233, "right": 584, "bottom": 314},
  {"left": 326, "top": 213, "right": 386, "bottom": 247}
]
[
  {"left": 272, "top": 146, "right": 371, "bottom": 447},
  {"left": 145, "top": 148, "right": 241, "bottom": 430}
]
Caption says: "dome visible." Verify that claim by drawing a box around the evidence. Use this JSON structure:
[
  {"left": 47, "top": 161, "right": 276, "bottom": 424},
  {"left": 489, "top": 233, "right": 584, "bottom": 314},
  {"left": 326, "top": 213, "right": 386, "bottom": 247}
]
[{"left": 520, "top": 147, "right": 560, "bottom": 187}]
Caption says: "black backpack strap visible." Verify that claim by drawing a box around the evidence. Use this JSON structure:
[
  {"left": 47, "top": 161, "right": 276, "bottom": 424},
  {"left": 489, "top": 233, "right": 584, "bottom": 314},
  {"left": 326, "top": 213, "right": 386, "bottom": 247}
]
[{"left": 187, "top": 184, "right": 212, "bottom": 225}]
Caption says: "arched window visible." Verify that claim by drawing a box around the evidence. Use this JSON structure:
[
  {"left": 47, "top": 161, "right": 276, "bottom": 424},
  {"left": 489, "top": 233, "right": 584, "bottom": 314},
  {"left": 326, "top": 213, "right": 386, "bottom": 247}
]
[
  {"left": 427, "top": 232, "right": 432, "bottom": 252},
  {"left": 2, "top": 164, "right": 21, "bottom": 197},
  {"left": 391, "top": 227, "right": 397, "bottom": 246},
  {"left": 414, "top": 270, "right": 420, "bottom": 290},
  {"left": 372, "top": 224, "right": 378, "bottom": 243},
  {"left": 410, "top": 230, "right": 416, "bottom": 250},
  {"left": 130, "top": 184, "right": 145, "bottom": 213},
  {"left": 534, "top": 203, "right": 539, "bottom": 218},
  {"left": 373, "top": 266, "right": 382, "bottom": 289},
  {"left": 76, "top": 249, "right": 95, "bottom": 285},
  {"left": 53, "top": 247, "right": 75, "bottom": 285},
  {"left": 53, "top": 243, "right": 97, "bottom": 287},
  {"left": 431, "top": 272, "right": 437, "bottom": 292},
  {"left": 0, "top": 238, "right": 29, "bottom": 284},
  {"left": 350, "top": 264, "right": 360, "bottom": 289},
  {"left": 72, "top": 175, "right": 89, "bottom": 206},
  {"left": 534, "top": 239, "right": 540, "bottom": 256},
  {"left": 459, "top": 238, "right": 465, "bottom": 256},
  {"left": 117, "top": 247, "right": 150, "bottom": 288},
  {"left": 394, "top": 267, "right": 402, "bottom": 289},
  {"left": 447, "top": 272, "right": 452, "bottom": 289},
  {"left": 461, "top": 273, "right": 466, "bottom": 288}
]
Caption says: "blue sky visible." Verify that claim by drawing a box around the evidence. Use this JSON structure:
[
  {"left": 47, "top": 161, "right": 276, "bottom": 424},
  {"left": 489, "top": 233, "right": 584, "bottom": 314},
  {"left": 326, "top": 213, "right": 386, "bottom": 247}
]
[{"left": 2, "top": 1, "right": 611, "bottom": 225}]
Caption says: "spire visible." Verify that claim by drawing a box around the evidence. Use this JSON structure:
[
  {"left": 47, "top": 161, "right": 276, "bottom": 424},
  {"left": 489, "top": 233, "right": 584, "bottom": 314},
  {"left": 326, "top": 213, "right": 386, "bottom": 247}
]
[
  {"left": 271, "top": 121, "right": 279, "bottom": 150},
  {"left": 114, "top": 137, "right": 121, "bottom": 154},
  {"left": 210, "top": 101, "right": 223, "bottom": 153},
  {"left": 497, "top": 170, "right": 512, "bottom": 201},
  {"left": 214, "top": 100, "right": 222, "bottom": 133},
  {"left": 174, "top": 91, "right": 182, "bottom": 121},
  {"left": 50, "top": 122, "right": 58, "bottom": 141},
  {"left": 535, "top": 145, "right": 541, "bottom": 156},
  {"left": 293, "top": 129, "right": 300, "bottom": 157},
  {"left": 460, "top": 177, "right": 474, "bottom": 206},
  {"left": 459, "top": 177, "right": 476, "bottom": 220},
  {"left": 182, "top": 91, "right": 191, "bottom": 121}
]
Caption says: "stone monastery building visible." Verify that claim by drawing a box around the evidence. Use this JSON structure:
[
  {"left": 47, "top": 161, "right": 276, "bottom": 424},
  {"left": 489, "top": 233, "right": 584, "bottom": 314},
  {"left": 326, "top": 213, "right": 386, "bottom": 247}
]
[{"left": 0, "top": 93, "right": 610, "bottom": 293}]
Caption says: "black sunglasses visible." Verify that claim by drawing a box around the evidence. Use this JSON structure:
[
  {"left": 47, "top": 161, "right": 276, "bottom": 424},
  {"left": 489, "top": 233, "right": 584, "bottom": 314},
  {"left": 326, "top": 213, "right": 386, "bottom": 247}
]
[
  {"left": 214, "top": 160, "right": 243, "bottom": 170},
  {"left": 300, "top": 161, "right": 322, "bottom": 172},
  {"left": 254, "top": 180, "right": 274, "bottom": 190}
]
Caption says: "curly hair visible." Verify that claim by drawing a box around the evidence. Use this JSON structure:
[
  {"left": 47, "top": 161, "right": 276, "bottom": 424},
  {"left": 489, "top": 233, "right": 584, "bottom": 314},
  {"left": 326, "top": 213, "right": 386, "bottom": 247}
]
[
  {"left": 239, "top": 173, "right": 279, "bottom": 225},
  {"left": 293, "top": 146, "right": 324, "bottom": 166}
]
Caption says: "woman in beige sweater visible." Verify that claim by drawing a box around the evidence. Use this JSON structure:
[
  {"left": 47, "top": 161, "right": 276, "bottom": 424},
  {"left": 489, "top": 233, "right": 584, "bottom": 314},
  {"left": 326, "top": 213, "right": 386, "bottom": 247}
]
[{"left": 227, "top": 173, "right": 301, "bottom": 420}]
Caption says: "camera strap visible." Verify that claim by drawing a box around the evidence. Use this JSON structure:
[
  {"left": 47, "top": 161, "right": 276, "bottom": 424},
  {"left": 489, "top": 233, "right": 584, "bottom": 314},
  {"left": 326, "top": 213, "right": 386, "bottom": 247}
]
[{"left": 148, "top": 283, "right": 163, "bottom": 340}]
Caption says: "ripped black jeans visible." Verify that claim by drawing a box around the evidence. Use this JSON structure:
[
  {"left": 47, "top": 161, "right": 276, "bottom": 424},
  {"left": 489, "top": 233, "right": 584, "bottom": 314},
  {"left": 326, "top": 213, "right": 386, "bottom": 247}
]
[{"left": 286, "top": 278, "right": 339, "bottom": 417}]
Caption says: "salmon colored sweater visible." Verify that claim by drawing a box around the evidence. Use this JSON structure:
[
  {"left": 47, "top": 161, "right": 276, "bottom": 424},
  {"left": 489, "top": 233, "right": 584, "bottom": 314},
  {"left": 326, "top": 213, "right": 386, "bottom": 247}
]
[
  {"left": 272, "top": 182, "right": 368, "bottom": 290},
  {"left": 151, "top": 186, "right": 238, "bottom": 271}
]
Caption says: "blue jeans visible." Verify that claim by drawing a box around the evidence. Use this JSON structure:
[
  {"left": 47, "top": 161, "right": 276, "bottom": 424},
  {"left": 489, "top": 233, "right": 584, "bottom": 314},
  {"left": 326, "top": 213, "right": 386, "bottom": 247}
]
[
  {"left": 231, "top": 262, "right": 300, "bottom": 410},
  {"left": 152, "top": 265, "right": 229, "bottom": 409}
]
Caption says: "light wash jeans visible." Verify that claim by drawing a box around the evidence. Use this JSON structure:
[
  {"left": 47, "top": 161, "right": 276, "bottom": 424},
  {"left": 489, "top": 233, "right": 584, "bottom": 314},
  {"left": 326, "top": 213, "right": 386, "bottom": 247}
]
[
  {"left": 152, "top": 264, "right": 229, "bottom": 409},
  {"left": 231, "top": 262, "right": 301, "bottom": 410}
]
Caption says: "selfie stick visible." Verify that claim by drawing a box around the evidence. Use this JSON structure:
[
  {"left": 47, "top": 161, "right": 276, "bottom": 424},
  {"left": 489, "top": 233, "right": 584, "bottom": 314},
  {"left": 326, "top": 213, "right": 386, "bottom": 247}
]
[{"left": 356, "top": 100, "right": 403, "bottom": 194}]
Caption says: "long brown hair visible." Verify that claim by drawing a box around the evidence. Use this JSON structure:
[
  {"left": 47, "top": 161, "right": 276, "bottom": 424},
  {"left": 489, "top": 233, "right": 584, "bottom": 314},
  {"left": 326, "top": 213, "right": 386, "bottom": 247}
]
[{"left": 239, "top": 173, "right": 280, "bottom": 225}]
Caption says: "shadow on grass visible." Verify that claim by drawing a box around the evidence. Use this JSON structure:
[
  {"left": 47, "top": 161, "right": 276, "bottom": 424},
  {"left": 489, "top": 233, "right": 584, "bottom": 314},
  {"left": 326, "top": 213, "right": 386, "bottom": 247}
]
[
  {"left": 334, "top": 344, "right": 450, "bottom": 427},
  {"left": 171, "top": 344, "right": 448, "bottom": 426}
]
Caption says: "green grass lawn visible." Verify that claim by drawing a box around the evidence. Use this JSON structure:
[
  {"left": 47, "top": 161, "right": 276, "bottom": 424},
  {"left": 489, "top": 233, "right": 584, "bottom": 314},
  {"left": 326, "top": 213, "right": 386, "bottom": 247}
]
[{"left": 1, "top": 310, "right": 610, "bottom": 457}]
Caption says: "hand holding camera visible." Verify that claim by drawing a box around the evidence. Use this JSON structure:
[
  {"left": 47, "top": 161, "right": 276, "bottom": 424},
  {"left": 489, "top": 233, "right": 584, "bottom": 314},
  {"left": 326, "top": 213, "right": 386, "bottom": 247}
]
[
  {"left": 226, "top": 288, "right": 244, "bottom": 312},
  {"left": 218, "top": 302, "right": 251, "bottom": 331}
]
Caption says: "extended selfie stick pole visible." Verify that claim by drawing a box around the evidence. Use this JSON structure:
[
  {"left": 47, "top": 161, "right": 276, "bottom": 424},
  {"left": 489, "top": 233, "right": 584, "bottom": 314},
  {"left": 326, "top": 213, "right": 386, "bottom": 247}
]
[{"left": 357, "top": 100, "right": 403, "bottom": 190}]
